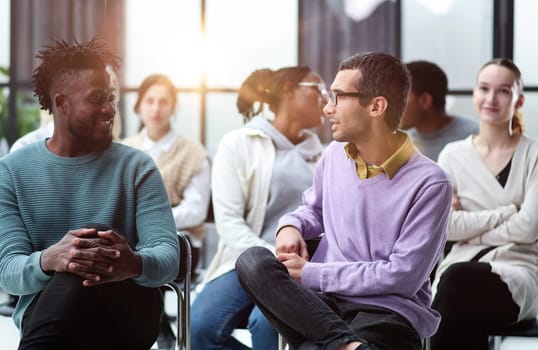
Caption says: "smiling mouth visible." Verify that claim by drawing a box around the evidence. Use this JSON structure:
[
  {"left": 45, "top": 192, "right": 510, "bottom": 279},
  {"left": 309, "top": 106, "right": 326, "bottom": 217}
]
[{"left": 96, "top": 119, "right": 113, "bottom": 128}]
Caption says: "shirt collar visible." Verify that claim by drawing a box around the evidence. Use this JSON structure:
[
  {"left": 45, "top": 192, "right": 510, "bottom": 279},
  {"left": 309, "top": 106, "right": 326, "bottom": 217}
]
[
  {"left": 344, "top": 130, "right": 414, "bottom": 180},
  {"left": 141, "top": 128, "right": 176, "bottom": 159}
]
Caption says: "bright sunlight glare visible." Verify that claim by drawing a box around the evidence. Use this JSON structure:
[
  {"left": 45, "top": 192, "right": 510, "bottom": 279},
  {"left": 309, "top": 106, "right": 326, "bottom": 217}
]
[{"left": 125, "top": 0, "right": 204, "bottom": 87}]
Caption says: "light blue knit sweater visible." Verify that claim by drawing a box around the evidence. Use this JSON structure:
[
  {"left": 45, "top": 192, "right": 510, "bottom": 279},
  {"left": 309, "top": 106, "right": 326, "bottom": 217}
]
[{"left": 0, "top": 140, "right": 179, "bottom": 330}]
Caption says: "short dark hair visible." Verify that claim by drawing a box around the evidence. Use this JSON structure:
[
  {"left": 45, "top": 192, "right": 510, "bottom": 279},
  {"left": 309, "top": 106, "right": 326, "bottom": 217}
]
[
  {"left": 32, "top": 37, "right": 121, "bottom": 113},
  {"left": 406, "top": 61, "right": 447, "bottom": 111},
  {"left": 236, "top": 66, "right": 312, "bottom": 122},
  {"left": 339, "top": 52, "right": 410, "bottom": 130},
  {"left": 134, "top": 74, "right": 177, "bottom": 114}
]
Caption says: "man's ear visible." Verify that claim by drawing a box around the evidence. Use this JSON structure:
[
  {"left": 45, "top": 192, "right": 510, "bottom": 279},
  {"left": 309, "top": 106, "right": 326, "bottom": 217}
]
[
  {"left": 418, "top": 92, "right": 433, "bottom": 109},
  {"left": 369, "top": 96, "right": 388, "bottom": 117},
  {"left": 53, "top": 93, "right": 68, "bottom": 114}
]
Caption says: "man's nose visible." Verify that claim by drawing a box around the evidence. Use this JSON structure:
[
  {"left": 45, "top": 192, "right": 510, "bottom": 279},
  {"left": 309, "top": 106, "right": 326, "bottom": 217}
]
[
  {"left": 102, "top": 101, "right": 116, "bottom": 116},
  {"left": 323, "top": 101, "right": 334, "bottom": 115}
]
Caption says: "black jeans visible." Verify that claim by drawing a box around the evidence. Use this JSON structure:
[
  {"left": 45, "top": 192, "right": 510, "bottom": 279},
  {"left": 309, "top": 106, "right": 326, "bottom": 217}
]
[
  {"left": 431, "top": 262, "right": 520, "bottom": 350},
  {"left": 19, "top": 272, "right": 162, "bottom": 350},
  {"left": 236, "top": 247, "right": 422, "bottom": 350}
]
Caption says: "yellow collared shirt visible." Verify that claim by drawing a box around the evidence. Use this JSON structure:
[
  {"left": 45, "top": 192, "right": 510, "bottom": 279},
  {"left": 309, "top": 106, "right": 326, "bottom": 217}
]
[{"left": 344, "top": 131, "right": 414, "bottom": 180}]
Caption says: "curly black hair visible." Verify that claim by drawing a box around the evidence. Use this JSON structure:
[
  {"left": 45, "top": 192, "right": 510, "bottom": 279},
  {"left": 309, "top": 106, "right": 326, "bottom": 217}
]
[{"left": 32, "top": 37, "right": 121, "bottom": 113}]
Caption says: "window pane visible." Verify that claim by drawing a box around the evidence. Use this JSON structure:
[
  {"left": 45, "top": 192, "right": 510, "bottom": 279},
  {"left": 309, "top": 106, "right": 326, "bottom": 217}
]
[
  {"left": 446, "top": 95, "right": 476, "bottom": 124},
  {"left": 0, "top": 88, "right": 41, "bottom": 153},
  {"left": 173, "top": 92, "right": 202, "bottom": 143},
  {"left": 0, "top": 0, "right": 9, "bottom": 84},
  {"left": 124, "top": 0, "right": 202, "bottom": 87},
  {"left": 205, "top": 0, "right": 298, "bottom": 87},
  {"left": 0, "top": 88, "right": 9, "bottom": 153},
  {"left": 443, "top": 94, "right": 477, "bottom": 147},
  {"left": 121, "top": 92, "right": 139, "bottom": 137},
  {"left": 16, "top": 89, "right": 41, "bottom": 138},
  {"left": 402, "top": 0, "right": 493, "bottom": 89},
  {"left": 514, "top": 0, "right": 538, "bottom": 85},
  {"left": 206, "top": 92, "right": 246, "bottom": 157}
]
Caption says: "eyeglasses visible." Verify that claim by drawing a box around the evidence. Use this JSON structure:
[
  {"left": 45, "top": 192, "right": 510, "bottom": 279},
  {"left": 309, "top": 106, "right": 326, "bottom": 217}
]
[
  {"left": 297, "top": 82, "right": 330, "bottom": 102},
  {"left": 326, "top": 90, "right": 367, "bottom": 106}
]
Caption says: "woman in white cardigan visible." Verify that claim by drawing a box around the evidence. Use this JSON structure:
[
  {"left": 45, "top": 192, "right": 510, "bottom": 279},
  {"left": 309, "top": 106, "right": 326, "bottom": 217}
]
[
  {"left": 191, "top": 66, "right": 326, "bottom": 349},
  {"left": 431, "top": 59, "right": 538, "bottom": 349}
]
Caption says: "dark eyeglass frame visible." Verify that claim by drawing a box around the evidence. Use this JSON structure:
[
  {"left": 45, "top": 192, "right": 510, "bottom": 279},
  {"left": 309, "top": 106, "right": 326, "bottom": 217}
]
[{"left": 327, "top": 90, "right": 368, "bottom": 106}]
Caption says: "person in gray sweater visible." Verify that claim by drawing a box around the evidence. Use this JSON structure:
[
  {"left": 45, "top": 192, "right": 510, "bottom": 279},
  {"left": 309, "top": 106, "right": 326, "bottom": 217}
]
[{"left": 400, "top": 60, "right": 478, "bottom": 161}]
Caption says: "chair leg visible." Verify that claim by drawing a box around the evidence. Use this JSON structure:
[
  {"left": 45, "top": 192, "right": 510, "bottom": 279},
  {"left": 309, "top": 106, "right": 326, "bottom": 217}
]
[
  {"left": 156, "top": 309, "right": 177, "bottom": 350},
  {"left": 492, "top": 335, "right": 502, "bottom": 350},
  {"left": 181, "top": 234, "right": 192, "bottom": 350},
  {"left": 168, "top": 232, "right": 192, "bottom": 350},
  {"left": 278, "top": 334, "right": 288, "bottom": 350},
  {"left": 423, "top": 337, "right": 430, "bottom": 350},
  {"left": 164, "top": 276, "right": 191, "bottom": 349}
]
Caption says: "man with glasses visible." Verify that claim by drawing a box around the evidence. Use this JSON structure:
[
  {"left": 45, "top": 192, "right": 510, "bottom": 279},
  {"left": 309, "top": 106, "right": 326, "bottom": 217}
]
[{"left": 235, "top": 52, "right": 452, "bottom": 350}]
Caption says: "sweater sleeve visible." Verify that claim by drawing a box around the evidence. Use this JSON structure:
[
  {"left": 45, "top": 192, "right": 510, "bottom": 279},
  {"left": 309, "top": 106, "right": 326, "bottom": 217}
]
[
  {"left": 479, "top": 165, "right": 538, "bottom": 245},
  {"left": 131, "top": 158, "right": 180, "bottom": 287},
  {"left": 302, "top": 181, "right": 452, "bottom": 298},
  {"left": 211, "top": 133, "right": 274, "bottom": 252},
  {"left": 0, "top": 163, "right": 52, "bottom": 295},
  {"left": 172, "top": 159, "right": 211, "bottom": 230},
  {"left": 447, "top": 205, "right": 517, "bottom": 241}
]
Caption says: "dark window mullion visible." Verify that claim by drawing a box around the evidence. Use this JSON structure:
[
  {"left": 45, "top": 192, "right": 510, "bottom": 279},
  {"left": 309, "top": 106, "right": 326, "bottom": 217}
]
[
  {"left": 493, "top": 0, "right": 514, "bottom": 59},
  {"left": 7, "top": 0, "right": 18, "bottom": 145}
]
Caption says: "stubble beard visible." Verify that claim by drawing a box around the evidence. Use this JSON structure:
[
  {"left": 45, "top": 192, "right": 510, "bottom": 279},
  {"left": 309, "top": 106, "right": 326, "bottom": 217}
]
[{"left": 68, "top": 120, "right": 113, "bottom": 153}]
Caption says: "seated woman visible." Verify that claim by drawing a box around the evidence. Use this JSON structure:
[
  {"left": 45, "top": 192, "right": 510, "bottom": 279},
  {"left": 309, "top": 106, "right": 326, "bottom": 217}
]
[
  {"left": 123, "top": 74, "right": 211, "bottom": 272},
  {"left": 190, "top": 66, "right": 327, "bottom": 349},
  {"left": 431, "top": 58, "right": 538, "bottom": 350}
]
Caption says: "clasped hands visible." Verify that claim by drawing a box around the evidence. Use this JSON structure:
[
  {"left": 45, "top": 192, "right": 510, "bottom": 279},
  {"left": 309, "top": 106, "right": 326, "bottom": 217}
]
[
  {"left": 275, "top": 226, "right": 310, "bottom": 283},
  {"left": 40, "top": 228, "right": 142, "bottom": 287}
]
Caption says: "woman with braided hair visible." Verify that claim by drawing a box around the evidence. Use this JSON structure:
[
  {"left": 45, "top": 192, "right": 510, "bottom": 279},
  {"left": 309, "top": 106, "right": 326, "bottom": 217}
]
[{"left": 191, "top": 66, "right": 327, "bottom": 349}]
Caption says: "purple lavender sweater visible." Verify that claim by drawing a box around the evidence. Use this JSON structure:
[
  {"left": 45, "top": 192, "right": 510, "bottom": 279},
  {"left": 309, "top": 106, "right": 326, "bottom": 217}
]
[{"left": 278, "top": 141, "right": 452, "bottom": 339}]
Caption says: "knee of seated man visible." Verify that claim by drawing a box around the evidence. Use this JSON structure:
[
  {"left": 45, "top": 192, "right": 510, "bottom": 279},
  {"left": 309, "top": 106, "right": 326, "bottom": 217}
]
[{"left": 235, "top": 246, "right": 272, "bottom": 278}]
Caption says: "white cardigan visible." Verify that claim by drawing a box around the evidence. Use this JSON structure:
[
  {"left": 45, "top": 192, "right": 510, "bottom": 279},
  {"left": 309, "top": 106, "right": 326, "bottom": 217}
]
[
  {"left": 203, "top": 126, "right": 276, "bottom": 283},
  {"left": 434, "top": 135, "right": 538, "bottom": 321}
]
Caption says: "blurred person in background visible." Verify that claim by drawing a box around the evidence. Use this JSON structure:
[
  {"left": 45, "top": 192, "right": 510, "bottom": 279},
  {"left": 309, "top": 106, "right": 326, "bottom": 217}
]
[
  {"left": 431, "top": 58, "right": 538, "bottom": 350},
  {"left": 122, "top": 73, "right": 210, "bottom": 348},
  {"left": 122, "top": 73, "right": 210, "bottom": 275},
  {"left": 400, "top": 60, "right": 478, "bottom": 161}
]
